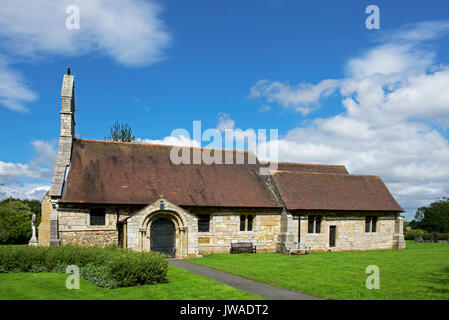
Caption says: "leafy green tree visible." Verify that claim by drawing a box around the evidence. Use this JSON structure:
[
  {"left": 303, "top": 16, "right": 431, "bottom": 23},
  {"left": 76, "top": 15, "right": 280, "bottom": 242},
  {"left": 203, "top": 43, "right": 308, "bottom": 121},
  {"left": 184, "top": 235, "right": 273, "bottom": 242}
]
[
  {"left": 0, "top": 199, "right": 41, "bottom": 244},
  {"left": 410, "top": 198, "right": 449, "bottom": 233},
  {"left": 105, "top": 121, "right": 136, "bottom": 142}
]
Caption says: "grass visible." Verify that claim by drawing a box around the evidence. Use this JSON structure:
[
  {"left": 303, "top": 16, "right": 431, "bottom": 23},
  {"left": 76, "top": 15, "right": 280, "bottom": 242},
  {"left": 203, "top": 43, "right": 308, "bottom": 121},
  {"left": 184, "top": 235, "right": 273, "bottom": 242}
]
[
  {"left": 0, "top": 265, "right": 264, "bottom": 300},
  {"left": 186, "top": 241, "right": 449, "bottom": 300}
]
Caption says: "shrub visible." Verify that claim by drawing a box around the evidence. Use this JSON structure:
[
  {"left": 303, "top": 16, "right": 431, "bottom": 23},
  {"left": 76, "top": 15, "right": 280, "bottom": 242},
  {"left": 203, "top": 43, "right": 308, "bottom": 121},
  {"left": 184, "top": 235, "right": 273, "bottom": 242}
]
[
  {"left": 80, "top": 263, "right": 119, "bottom": 289},
  {"left": 0, "top": 245, "right": 49, "bottom": 272},
  {"left": 438, "top": 233, "right": 449, "bottom": 240},
  {"left": 51, "top": 263, "right": 69, "bottom": 273},
  {"left": 404, "top": 230, "right": 449, "bottom": 241},
  {"left": 404, "top": 229, "right": 430, "bottom": 240},
  {"left": 0, "top": 245, "right": 168, "bottom": 288},
  {"left": 109, "top": 251, "right": 168, "bottom": 287}
]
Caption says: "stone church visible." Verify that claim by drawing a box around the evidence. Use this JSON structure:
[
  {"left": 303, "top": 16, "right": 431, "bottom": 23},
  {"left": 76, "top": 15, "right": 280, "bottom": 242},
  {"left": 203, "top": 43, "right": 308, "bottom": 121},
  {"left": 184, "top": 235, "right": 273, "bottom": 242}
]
[{"left": 38, "top": 71, "right": 406, "bottom": 257}]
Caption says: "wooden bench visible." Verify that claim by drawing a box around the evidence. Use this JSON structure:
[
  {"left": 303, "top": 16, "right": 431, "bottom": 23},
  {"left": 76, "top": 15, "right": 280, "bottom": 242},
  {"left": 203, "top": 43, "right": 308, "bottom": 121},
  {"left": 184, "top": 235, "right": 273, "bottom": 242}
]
[
  {"left": 230, "top": 242, "right": 256, "bottom": 253},
  {"left": 288, "top": 243, "right": 312, "bottom": 255}
]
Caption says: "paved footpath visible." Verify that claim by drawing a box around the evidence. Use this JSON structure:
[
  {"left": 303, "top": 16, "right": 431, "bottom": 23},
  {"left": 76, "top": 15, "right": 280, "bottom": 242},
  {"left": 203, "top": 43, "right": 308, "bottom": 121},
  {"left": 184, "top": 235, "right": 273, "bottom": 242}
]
[{"left": 169, "top": 259, "right": 322, "bottom": 300}]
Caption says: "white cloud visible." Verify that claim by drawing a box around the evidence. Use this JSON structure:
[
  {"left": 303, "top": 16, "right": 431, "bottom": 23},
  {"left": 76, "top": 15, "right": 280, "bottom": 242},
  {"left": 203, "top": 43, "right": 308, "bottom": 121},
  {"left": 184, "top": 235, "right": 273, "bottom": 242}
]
[
  {"left": 249, "top": 21, "right": 449, "bottom": 219},
  {"left": 345, "top": 44, "right": 434, "bottom": 78},
  {"left": 0, "top": 184, "right": 49, "bottom": 201},
  {"left": 0, "top": 140, "right": 57, "bottom": 192},
  {"left": 0, "top": 0, "right": 171, "bottom": 67},
  {"left": 0, "top": 0, "right": 171, "bottom": 112},
  {"left": 389, "top": 20, "right": 449, "bottom": 42},
  {"left": 0, "top": 161, "right": 51, "bottom": 185},
  {"left": 216, "top": 112, "right": 235, "bottom": 131},
  {"left": 141, "top": 135, "right": 201, "bottom": 147},
  {"left": 31, "top": 140, "right": 58, "bottom": 166},
  {"left": 249, "top": 79, "right": 339, "bottom": 115},
  {"left": 0, "top": 56, "right": 37, "bottom": 112}
]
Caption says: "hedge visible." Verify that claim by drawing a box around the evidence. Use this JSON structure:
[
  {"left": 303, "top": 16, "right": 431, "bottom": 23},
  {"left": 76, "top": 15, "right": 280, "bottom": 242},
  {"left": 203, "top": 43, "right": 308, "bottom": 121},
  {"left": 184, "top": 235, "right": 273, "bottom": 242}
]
[
  {"left": 404, "top": 230, "right": 449, "bottom": 241},
  {"left": 0, "top": 245, "right": 168, "bottom": 288}
]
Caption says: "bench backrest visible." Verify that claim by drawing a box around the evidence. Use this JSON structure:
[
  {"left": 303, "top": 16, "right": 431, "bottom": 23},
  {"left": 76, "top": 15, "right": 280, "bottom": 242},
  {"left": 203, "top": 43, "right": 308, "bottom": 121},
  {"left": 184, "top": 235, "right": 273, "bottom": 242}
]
[{"left": 231, "top": 242, "right": 253, "bottom": 247}]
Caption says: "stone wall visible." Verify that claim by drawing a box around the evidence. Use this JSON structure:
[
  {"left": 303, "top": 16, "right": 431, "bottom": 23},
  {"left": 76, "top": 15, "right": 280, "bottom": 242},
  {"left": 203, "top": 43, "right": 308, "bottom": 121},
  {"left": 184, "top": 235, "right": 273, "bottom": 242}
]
[
  {"left": 57, "top": 206, "right": 118, "bottom": 247},
  {"left": 292, "top": 213, "right": 402, "bottom": 252},
  {"left": 52, "top": 202, "right": 404, "bottom": 253},
  {"left": 38, "top": 192, "right": 51, "bottom": 246},
  {"left": 193, "top": 208, "right": 282, "bottom": 254}
]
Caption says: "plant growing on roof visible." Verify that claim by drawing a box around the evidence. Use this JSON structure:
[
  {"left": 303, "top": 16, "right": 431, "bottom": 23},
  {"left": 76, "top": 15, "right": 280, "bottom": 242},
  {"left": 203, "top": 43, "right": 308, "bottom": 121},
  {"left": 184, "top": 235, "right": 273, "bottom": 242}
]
[{"left": 105, "top": 121, "right": 136, "bottom": 142}]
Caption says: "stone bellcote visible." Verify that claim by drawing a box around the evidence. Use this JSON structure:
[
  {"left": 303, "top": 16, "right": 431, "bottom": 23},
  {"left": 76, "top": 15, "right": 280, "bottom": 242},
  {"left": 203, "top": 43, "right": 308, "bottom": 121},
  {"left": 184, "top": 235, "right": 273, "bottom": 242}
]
[
  {"left": 49, "top": 70, "right": 75, "bottom": 197},
  {"left": 60, "top": 72, "right": 75, "bottom": 137}
]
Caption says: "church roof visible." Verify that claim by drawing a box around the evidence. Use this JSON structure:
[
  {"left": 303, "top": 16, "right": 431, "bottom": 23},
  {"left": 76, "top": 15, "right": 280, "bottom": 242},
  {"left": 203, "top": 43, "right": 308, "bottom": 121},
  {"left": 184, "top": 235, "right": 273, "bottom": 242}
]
[
  {"left": 272, "top": 171, "right": 403, "bottom": 212},
  {"left": 59, "top": 139, "right": 281, "bottom": 208},
  {"left": 262, "top": 161, "right": 349, "bottom": 174},
  {"left": 59, "top": 139, "right": 401, "bottom": 212}
]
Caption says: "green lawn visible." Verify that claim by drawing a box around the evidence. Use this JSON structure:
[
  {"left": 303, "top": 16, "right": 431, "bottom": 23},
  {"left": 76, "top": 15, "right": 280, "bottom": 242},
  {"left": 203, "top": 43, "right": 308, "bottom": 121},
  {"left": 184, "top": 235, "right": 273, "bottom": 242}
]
[
  {"left": 187, "top": 242, "right": 449, "bottom": 300},
  {"left": 0, "top": 265, "right": 264, "bottom": 300}
]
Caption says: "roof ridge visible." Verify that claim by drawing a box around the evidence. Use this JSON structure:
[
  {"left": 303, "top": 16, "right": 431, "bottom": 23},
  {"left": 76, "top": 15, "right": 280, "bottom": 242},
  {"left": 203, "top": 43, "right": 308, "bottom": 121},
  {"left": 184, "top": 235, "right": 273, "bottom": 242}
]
[
  {"left": 76, "top": 138, "right": 252, "bottom": 153},
  {"left": 274, "top": 170, "right": 381, "bottom": 178},
  {"left": 262, "top": 160, "right": 346, "bottom": 167}
]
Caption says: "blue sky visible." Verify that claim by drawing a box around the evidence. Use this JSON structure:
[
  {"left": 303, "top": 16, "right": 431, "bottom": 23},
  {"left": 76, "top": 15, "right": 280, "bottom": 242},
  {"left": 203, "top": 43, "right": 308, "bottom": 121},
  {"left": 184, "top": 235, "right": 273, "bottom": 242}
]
[{"left": 1, "top": 0, "right": 449, "bottom": 219}]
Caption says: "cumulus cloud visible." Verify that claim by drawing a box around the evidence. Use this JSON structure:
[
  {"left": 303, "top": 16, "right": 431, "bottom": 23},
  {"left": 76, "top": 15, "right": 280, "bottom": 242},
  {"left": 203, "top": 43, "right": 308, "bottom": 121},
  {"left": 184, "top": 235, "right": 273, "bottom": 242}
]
[
  {"left": 0, "top": 184, "right": 49, "bottom": 201},
  {"left": 141, "top": 135, "right": 201, "bottom": 147},
  {"left": 249, "top": 79, "right": 339, "bottom": 115},
  {"left": 250, "top": 20, "right": 449, "bottom": 219},
  {"left": 31, "top": 140, "right": 58, "bottom": 166},
  {"left": 0, "top": 0, "right": 171, "bottom": 67},
  {"left": 0, "top": 140, "right": 57, "bottom": 199},
  {"left": 0, "top": 56, "right": 37, "bottom": 112},
  {"left": 0, "top": 161, "right": 51, "bottom": 185},
  {"left": 0, "top": 0, "right": 171, "bottom": 112},
  {"left": 216, "top": 112, "right": 235, "bottom": 131},
  {"left": 388, "top": 20, "right": 449, "bottom": 42}
]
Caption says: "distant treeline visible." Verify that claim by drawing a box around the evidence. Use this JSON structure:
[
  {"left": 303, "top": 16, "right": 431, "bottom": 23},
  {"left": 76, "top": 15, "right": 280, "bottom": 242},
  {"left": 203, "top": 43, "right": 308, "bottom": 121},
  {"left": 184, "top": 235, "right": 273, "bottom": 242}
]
[{"left": 409, "top": 198, "right": 449, "bottom": 234}]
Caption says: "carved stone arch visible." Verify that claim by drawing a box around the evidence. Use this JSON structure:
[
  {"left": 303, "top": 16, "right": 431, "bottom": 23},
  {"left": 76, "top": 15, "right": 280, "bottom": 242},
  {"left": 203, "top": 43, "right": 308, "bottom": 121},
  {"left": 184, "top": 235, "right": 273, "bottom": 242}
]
[
  {"left": 143, "top": 209, "right": 186, "bottom": 231},
  {"left": 137, "top": 198, "right": 191, "bottom": 257}
]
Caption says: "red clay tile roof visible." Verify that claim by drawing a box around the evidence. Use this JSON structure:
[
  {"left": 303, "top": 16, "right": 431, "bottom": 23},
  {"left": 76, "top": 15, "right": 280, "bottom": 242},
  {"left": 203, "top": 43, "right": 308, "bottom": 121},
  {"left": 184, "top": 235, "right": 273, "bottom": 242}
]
[
  {"left": 60, "top": 139, "right": 281, "bottom": 207},
  {"left": 272, "top": 171, "right": 403, "bottom": 212},
  {"left": 262, "top": 161, "right": 348, "bottom": 174}
]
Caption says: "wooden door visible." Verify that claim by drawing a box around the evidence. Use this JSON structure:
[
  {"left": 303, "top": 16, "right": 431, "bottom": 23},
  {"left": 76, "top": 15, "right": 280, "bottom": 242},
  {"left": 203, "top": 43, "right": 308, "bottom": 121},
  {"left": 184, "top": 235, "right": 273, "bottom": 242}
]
[{"left": 329, "top": 226, "right": 336, "bottom": 247}]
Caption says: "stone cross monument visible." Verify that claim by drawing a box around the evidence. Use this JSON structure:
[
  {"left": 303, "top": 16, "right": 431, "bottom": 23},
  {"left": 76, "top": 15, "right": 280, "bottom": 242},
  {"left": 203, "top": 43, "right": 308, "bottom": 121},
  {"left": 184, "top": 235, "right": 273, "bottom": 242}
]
[{"left": 28, "top": 214, "right": 38, "bottom": 246}]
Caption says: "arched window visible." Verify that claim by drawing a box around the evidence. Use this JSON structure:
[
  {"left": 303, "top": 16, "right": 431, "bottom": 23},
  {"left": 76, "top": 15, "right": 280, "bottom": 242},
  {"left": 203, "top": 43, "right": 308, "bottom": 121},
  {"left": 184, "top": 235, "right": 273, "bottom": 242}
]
[
  {"left": 308, "top": 215, "right": 314, "bottom": 233},
  {"left": 308, "top": 215, "right": 322, "bottom": 233},
  {"left": 239, "top": 215, "right": 255, "bottom": 231},
  {"left": 315, "top": 216, "right": 322, "bottom": 233},
  {"left": 247, "top": 215, "right": 253, "bottom": 231},
  {"left": 365, "top": 217, "right": 371, "bottom": 232},
  {"left": 372, "top": 217, "right": 377, "bottom": 232},
  {"left": 240, "top": 215, "right": 245, "bottom": 231}
]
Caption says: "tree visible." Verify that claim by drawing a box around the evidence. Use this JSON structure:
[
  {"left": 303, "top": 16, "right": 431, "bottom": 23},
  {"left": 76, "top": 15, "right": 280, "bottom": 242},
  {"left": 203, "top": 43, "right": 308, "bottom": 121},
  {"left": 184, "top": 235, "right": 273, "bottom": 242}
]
[
  {"left": 410, "top": 198, "right": 449, "bottom": 233},
  {"left": 105, "top": 121, "right": 136, "bottom": 142},
  {"left": 0, "top": 199, "right": 41, "bottom": 244}
]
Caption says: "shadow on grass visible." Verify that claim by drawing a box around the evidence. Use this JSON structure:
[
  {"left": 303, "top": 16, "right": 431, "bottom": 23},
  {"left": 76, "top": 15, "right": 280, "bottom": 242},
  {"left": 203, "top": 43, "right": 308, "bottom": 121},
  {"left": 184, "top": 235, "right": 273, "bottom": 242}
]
[{"left": 421, "top": 266, "right": 449, "bottom": 295}]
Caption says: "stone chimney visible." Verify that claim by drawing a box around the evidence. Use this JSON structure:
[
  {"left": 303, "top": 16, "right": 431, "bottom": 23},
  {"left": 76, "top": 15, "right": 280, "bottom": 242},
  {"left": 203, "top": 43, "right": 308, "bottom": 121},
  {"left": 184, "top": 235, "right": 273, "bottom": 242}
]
[{"left": 47, "top": 69, "right": 75, "bottom": 246}]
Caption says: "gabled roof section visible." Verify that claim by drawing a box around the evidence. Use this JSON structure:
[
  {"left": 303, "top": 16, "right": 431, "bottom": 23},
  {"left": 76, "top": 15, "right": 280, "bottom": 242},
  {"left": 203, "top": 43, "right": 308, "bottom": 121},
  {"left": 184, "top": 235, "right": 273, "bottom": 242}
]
[
  {"left": 272, "top": 171, "right": 403, "bottom": 212},
  {"left": 262, "top": 161, "right": 348, "bottom": 174},
  {"left": 60, "top": 139, "right": 281, "bottom": 208}
]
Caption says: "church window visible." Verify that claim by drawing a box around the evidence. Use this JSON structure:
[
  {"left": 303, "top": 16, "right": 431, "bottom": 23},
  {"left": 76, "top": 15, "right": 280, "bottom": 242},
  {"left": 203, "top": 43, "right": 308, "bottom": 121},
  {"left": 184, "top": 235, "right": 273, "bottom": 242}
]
[
  {"left": 90, "top": 208, "right": 105, "bottom": 226},
  {"left": 240, "top": 215, "right": 254, "bottom": 231},
  {"left": 308, "top": 215, "right": 322, "bottom": 233},
  {"left": 198, "top": 214, "right": 210, "bottom": 232}
]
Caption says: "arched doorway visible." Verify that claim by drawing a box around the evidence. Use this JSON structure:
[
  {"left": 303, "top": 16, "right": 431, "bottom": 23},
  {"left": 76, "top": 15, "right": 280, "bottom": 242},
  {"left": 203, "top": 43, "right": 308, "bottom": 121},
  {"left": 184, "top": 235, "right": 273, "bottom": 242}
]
[{"left": 150, "top": 218, "right": 175, "bottom": 257}]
